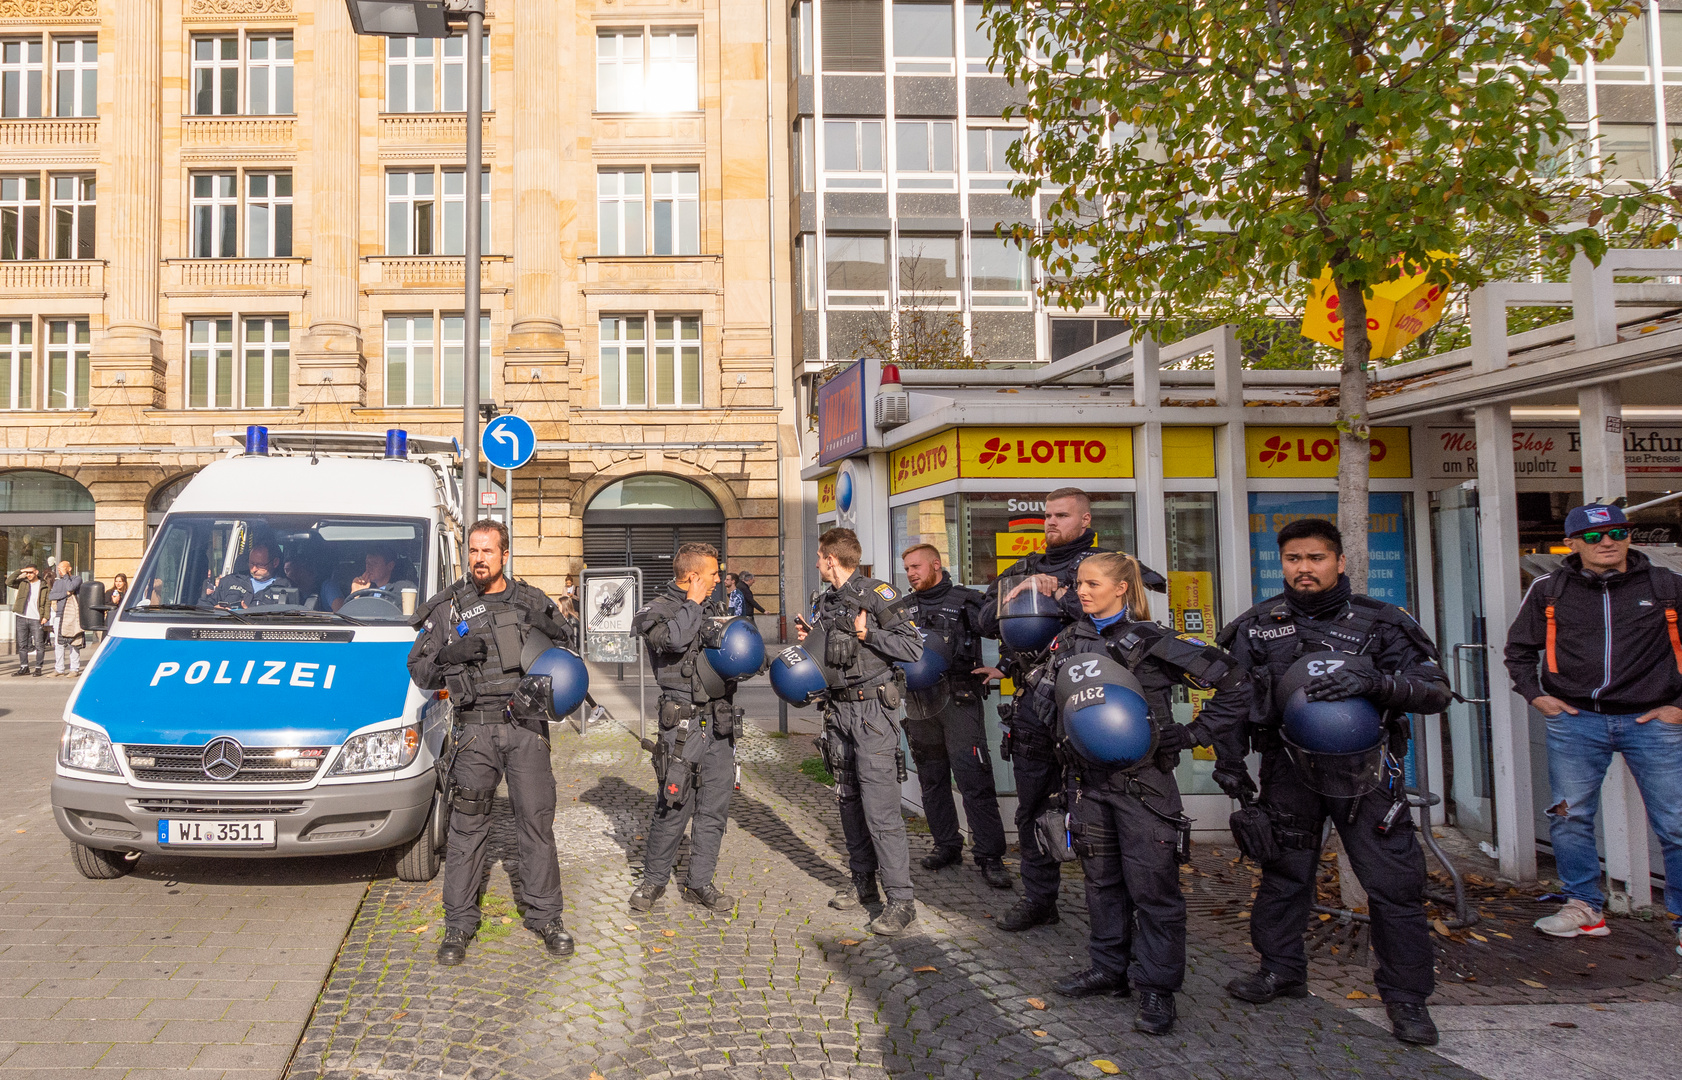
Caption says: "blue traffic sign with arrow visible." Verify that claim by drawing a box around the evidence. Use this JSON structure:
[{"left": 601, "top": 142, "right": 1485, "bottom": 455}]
[{"left": 481, "top": 413, "right": 536, "bottom": 470}]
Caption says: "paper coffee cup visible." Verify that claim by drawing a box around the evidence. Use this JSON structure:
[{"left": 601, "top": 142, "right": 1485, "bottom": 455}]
[{"left": 401, "top": 587, "right": 417, "bottom": 616}]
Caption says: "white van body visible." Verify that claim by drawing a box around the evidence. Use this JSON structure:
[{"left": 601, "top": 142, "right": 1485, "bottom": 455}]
[{"left": 51, "top": 432, "right": 462, "bottom": 880}]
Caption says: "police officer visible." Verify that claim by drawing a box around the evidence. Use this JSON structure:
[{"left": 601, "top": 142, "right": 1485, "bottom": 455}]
[
  {"left": 628, "top": 542, "right": 741, "bottom": 914},
  {"left": 409, "top": 519, "right": 578, "bottom": 966},
  {"left": 974, "top": 486, "right": 1164, "bottom": 931},
  {"left": 900, "top": 543, "right": 1011, "bottom": 888},
  {"left": 205, "top": 540, "right": 293, "bottom": 609},
  {"left": 803, "top": 527, "right": 925, "bottom": 936},
  {"left": 1201, "top": 518, "right": 1451, "bottom": 1046}
]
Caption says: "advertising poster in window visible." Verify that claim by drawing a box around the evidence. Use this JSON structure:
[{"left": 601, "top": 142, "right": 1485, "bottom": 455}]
[{"left": 1247, "top": 492, "right": 1412, "bottom": 610}]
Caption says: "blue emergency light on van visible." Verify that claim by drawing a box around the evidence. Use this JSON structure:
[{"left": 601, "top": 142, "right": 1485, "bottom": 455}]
[{"left": 50, "top": 429, "right": 466, "bottom": 885}]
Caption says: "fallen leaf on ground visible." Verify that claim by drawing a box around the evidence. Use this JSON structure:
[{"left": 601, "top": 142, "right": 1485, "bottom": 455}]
[
  {"left": 12, "top": 829, "right": 22, "bottom": 834},
  {"left": 1032, "top": 1030, "right": 1048, "bottom": 1038},
  {"left": 406, "top": 925, "right": 429, "bottom": 934},
  {"left": 1592, "top": 1005, "right": 1608, "bottom": 1012},
  {"left": 1495, "top": 932, "right": 1513, "bottom": 939},
  {"left": 839, "top": 938, "right": 860, "bottom": 946},
  {"left": 662, "top": 929, "right": 675, "bottom": 937},
  {"left": 1550, "top": 1021, "right": 1577, "bottom": 1029},
  {"left": 592, "top": 1072, "right": 607, "bottom": 1080},
  {"left": 501, "top": 917, "right": 512, "bottom": 924},
  {"left": 1237, "top": 911, "right": 1250, "bottom": 919},
  {"left": 1027, "top": 997, "right": 1046, "bottom": 1010},
  {"left": 1318, "top": 913, "right": 1332, "bottom": 922},
  {"left": 1432, "top": 919, "right": 1452, "bottom": 937},
  {"left": 1093, "top": 1060, "right": 1121, "bottom": 1075},
  {"left": 1470, "top": 932, "right": 1488, "bottom": 942},
  {"left": 913, "top": 966, "right": 937, "bottom": 973},
  {"left": 393, "top": 1011, "right": 407, "bottom": 1020},
  {"left": 1346, "top": 990, "right": 1370, "bottom": 1000},
  {"left": 651, "top": 946, "right": 664, "bottom": 953},
  {"left": 1519, "top": 979, "right": 1547, "bottom": 989},
  {"left": 624, "top": 925, "right": 637, "bottom": 931}
]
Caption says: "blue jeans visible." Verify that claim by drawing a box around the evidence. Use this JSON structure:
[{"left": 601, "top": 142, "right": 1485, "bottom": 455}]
[{"left": 1544, "top": 709, "right": 1682, "bottom": 925}]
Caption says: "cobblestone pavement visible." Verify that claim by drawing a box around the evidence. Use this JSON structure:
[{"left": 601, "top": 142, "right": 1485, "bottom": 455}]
[
  {"left": 286, "top": 718, "right": 1486, "bottom": 1080},
  {"left": 0, "top": 679, "right": 373, "bottom": 1079}
]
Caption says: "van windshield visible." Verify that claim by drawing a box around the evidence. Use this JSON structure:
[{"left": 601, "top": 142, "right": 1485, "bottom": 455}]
[{"left": 127, "top": 514, "right": 429, "bottom": 624}]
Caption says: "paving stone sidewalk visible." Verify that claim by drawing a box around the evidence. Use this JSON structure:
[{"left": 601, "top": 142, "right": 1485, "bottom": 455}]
[{"left": 285, "top": 718, "right": 1480, "bottom": 1080}]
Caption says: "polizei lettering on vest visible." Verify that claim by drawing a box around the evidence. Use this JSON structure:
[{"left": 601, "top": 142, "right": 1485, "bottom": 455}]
[{"left": 151, "top": 659, "right": 340, "bottom": 689}]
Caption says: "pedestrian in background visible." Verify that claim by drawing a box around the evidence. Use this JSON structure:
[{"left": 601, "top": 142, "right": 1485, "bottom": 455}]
[
  {"left": 50, "top": 560, "right": 84, "bottom": 676},
  {"left": 723, "top": 572, "right": 746, "bottom": 617},
  {"left": 107, "top": 573, "right": 129, "bottom": 611},
  {"left": 738, "top": 571, "right": 766, "bottom": 617},
  {"left": 1504, "top": 503, "right": 1682, "bottom": 956},
  {"left": 7, "top": 563, "right": 47, "bottom": 677}
]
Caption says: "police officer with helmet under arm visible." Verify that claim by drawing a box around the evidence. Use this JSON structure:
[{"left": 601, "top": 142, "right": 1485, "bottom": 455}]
[
  {"left": 900, "top": 543, "right": 1012, "bottom": 889},
  {"left": 628, "top": 542, "right": 745, "bottom": 914},
  {"left": 408, "top": 519, "right": 580, "bottom": 966},
  {"left": 1200, "top": 518, "right": 1451, "bottom": 1046},
  {"left": 973, "top": 486, "right": 1165, "bottom": 932},
  {"left": 803, "top": 527, "right": 926, "bottom": 936}
]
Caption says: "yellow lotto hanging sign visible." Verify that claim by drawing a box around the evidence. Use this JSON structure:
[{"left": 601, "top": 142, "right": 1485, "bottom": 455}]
[
  {"left": 889, "top": 430, "right": 961, "bottom": 494},
  {"left": 1300, "top": 255, "right": 1453, "bottom": 360},
  {"left": 1167, "top": 570, "right": 1218, "bottom": 731},
  {"left": 961, "top": 427, "right": 1134, "bottom": 478},
  {"left": 995, "top": 533, "right": 1047, "bottom": 561},
  {"left": 817, "top": 473, "right": 837, "bottom": 515},
  {"left": 1245, "top": 426, "right": 1413, "bottom": 478}
]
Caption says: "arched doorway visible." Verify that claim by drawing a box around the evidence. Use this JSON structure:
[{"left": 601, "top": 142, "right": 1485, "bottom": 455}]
[
  {"left": 2, "top": 470, "right": 95, "bottom": 645},
  {"left": 147, "top": 472, "right": 197, "bottom": 543},
  {"left": 582, "top": 474, "right": 725, "bottom": 591}
]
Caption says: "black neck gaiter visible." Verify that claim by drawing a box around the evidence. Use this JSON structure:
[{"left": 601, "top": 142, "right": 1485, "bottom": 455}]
[{"left": 1285, "top": 574, "right": 1351, "bottom": 620}]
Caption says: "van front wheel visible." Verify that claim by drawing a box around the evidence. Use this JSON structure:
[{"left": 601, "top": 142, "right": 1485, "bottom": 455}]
[
  {"left": 393, "top": 787, "right": 446, "bottom": 882},
  {"left": 71, "top": 843, "right": 134, "bottom": 880}
]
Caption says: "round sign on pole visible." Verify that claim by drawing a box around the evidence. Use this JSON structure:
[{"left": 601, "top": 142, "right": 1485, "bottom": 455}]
[{"left": 481, "top": 414, "right": 535, "bottom": 471}]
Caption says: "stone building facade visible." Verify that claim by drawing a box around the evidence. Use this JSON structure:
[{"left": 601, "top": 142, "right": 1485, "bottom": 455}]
[{"left": 0, "top": 0, "right": 799, "bottom": 624}]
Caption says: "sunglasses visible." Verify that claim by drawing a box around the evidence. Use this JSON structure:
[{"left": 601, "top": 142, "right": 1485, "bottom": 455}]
[{"left": 1574, "top": 528, "right": 1630, "bottom": 543}]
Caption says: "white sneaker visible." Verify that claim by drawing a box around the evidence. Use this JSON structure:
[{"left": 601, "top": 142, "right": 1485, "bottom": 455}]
[{"left": 1534, "top": 898, "right": 1611, "bottom": 938}]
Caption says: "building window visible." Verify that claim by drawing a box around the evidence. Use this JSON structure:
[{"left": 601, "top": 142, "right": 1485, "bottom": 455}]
[
  {"left": 246, "top": 34, "right": 294, "bottom": 115},
  {"left": 45, "top": 317, "right": 88, "bottom": 410},
  {"left": 895, "top": 120, "right": 955, "bottom": 190},
  {"left": 385, "top": 314, "right": 435, "bottom": 407},
  {"left": 825, "top": 234, "right": 889, "bottom": 307},
  {"left": 824, "top": 119, "right": 885, "bottom": 189},
  {"left": 798, "top": 234, "right": 818, "bottom": 310},
  {"left": 245, "top": 172, "right": 292, "bottom": 258},
  {"left": 794, "top": 0, "right": 814, "bottom": 76},
  {"left": 1663, "top": 12, "right": 1682, "bottom": 81},
  {"left": 1597, "top": 12, "right": 1651, "bottom": 82},
  {"left": 897, "top": 234, "right": 960, "bottom": 306},
  {"left": 964, "top": 3, "right": 995, "bottom": 74},
  {"left": 1051, "top": 317, "right": 1127, "bottom": 361},
  {"left": 0, "top": 38, "right": 43, "bottom": 118},
  {"left": 795, "top": 119, "right": 816, "bottom": 192},
  {"left": 822, "top": 0, "right": 884, "bottom": 73},
  {"left": 653, "top": 315, "right": 701, "bottom": 406},
  {"left": 191, "top": 36, "right": 240, "bottom": 115},
  {"left": 50, "top": 174, "right": 93, "bottom": 260},
  {"left": 387, "top": 34, "right": 489, "bottom": 113},
  {"left": 0, "top": 319, "right": 31, "bottom": 410},
  {"left": 599, "top": 314, "right": 647, "bottom": 406},
  {"left": 1599, "top": 123, "right": 1657, "bottom": 180},
  {"left": 242, "top": 317, "right": 289, "bottom": 408},
  {"left": 191, "top": 172, "right": 238, "bottom": 258},
  {"left": 442, "top": 167, "right": 489, "bottom": 255},
  {"left": 597, "top": 168, "right": 645, "bottom": 256},
  {"left": 970, "top": 234, "right": 1030, "bottom": 306},
  {"left": 187, "top": 318, "right": 234, "bottom": 408},
  {"left": 597, "top": 27, "right": 697, "bottom": 112},
  {"left": 441, "top": 313, "right": 491, "bottom": 407},
  {"left": 652, "top": 168, "right": 699, "bottom": 255},
  {"left": 893, "top": 2, "right": 954, "bottom": 73},
  {"left": 442, "top": 34, "right": 491, "bottom": 111},
  {"left": 386, "top": 169, "right": 435, "bottom": 255},
  {"left": 967, "top": 126, "right": 1021, "bottom": 190},
  {"left": 190, "top": 170, "right": 290, "bottom": 259},
  {"left": 193, "top": 32, "right": 295, "bottom": 116},
  {"left": 53, "top": 37, "right": 96, "bottom": 117},
  {"left": 0, "top": 175, "right": 39, "bottom": 260}
]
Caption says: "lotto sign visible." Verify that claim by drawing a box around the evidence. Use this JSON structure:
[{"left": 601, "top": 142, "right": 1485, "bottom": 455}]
[
  {"left": 961, "top": 427, "right": 1134, "bottom": 478},
  {"left": 1300, "top": 254, "right": 1453, "bottom": 359},
  {"left": 889, "top": 429, "right": 960, "bottom": 494},
  {"left": 1167, "top": 571, "right": 1216, "bottom": 638},
  {"left": 817, "top": 474, "right": 837, "bottom": 515},
  {"left": 1245, "top": 426, "right": 1412, "bottom": 478},
  {"left": 994, "top": 532, "right": 1046, "bottom": 559}
]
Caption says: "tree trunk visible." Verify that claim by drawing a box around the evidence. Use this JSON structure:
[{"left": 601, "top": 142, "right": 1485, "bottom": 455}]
[{"left": 1335, "top": 278, "right": 1372, "bottom": 592}]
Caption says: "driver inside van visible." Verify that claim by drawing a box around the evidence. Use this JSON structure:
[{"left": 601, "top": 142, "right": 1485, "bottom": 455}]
[{"left": 205, "top": 541, "right": 294, "bottom": 609}]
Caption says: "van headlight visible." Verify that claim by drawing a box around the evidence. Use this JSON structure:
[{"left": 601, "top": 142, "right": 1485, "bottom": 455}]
[
  {"left": 326, "top": 725, "right": 421, "bottom": 776},
  {"left": 60, "top": 724, "right": 119, "bottom": 775}
]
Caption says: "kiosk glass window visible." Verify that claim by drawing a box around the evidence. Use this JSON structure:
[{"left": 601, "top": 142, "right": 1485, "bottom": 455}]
[
  {"left": 889, "top": 495, "right": 960, "bottom": 589},
  {"left": 1247, "top": 491, "right": 1415, "bottom": 611},
  {"left": 961, "top": 492, "right": 1135, "bottom": 587}
]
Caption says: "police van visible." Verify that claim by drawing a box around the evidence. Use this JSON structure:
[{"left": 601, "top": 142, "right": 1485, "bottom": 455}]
[{"left": 51, "top": 428, "right": 465, "bottom": 881}]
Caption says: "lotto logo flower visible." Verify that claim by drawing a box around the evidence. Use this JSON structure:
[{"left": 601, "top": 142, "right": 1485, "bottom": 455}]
[
  {"left": 1257, "top": 436, "right": 1290, "bottom": 466},
  {"left": 978, "top": 437, "right": 1010, "bottom": 467}
]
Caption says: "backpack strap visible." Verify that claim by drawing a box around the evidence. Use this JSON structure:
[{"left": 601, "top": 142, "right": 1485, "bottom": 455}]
[
  {"left": 1540, "top": 572, "right": 1569, "bottom": 675},
  {"left": 1648, "top": 564, "right": 1682, "bottom": 675}
]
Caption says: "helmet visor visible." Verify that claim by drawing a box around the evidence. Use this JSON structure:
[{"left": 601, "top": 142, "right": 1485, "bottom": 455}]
[{"left": 1282, "top": 740, "right": 1385, "bottom": 799}]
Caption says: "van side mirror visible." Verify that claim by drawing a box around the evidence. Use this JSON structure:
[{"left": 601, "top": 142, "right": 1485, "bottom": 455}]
[{"left": 80, "top": 580, "right": 107, "bottom": 631}]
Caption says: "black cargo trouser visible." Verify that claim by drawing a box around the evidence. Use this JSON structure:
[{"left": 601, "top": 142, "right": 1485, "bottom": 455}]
[
  {"left": 1250, "top": 746, "right": 1434, "bottom": 1003},
  {"left": 1011, "top": 735, "right": 1064, "bottom": 910},
  {"left": 832, "top": 695, "right": 914, "bottom": 902},
  {"left": 904, "top": 692, "right": 1007, "bottom": 863},
  {"left": 1074, "top": 764, "right": 1187, "bottom": 994},
  {"left": 641, "top": 723, "right": 736, "bottom": 890},
  {"left": 443, "top": 721, "right": 564, "bottom": 934}
]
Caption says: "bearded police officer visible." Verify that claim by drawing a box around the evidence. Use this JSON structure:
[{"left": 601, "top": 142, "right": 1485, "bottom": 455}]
[
  {"left": 409, "top": 519, "right": 579, "bottom": 966},
  {"left": 974, "top": 487, "right": 1165, "bottom": 931},
  {"left": 628, "top": 542, "right": 746, "bottom": 914},
  {"left": 900, "top": 543, "right": 1011, "bottom": 888},
  {"left": 803, "top": 527, "right": 925, "bottom": 936},
  {"left": 1201, "top": 518, "right": 1451, "bottom": 1046}
]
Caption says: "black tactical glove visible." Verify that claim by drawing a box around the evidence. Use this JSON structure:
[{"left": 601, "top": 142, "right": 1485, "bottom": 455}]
[
  {"left": 825, "top": 627, "right": 860, "bottom": 670},
  {"left": 1304, "top": 665, "right": 1385, "bottom": 703},
  {"left": 529, "top": 611, "right": 574, "bottom": 648},
  {"left": 1212, "top": 762, "right": 1258, "bottom": 802},
  {"left": 437, "top": 635, "right": 488, "bottom": 666},
  {"left": 1155, "top": 723, "right": 1195, "bottom": 756}
]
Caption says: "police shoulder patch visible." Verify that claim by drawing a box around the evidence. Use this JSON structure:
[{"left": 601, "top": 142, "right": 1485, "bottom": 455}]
[{"left": 874, "top": 583, "right": 898, "bottom": 601}]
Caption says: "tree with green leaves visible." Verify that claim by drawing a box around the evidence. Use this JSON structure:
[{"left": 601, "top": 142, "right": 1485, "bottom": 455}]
[{"left": 985, "top": 0, "right": 1660, "bottom": 587}]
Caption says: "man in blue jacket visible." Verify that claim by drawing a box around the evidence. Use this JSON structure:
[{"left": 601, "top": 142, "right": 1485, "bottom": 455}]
[{"left": 1505, "top": 503, "right": 1682, "bottom": 956}]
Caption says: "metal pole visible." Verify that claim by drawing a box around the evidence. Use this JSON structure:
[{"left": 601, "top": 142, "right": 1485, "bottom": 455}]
[{"left": 462, "top": 1, "right": 485, "bottom": 557}]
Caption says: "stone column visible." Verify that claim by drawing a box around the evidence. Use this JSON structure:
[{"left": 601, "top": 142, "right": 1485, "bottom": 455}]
[
  {"left": 507, "top": 0, "right": 568, "bottom": 357},
  {"left": 295, "top": 0, "right": 366, "bottom": 407},
  {"left": 87, "top": 0, "right": 164, "bottom": 415}
]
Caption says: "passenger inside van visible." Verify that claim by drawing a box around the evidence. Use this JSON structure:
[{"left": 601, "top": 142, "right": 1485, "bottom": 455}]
[{"left": 204, "top": 541, "right": 294, "bottom": 609}]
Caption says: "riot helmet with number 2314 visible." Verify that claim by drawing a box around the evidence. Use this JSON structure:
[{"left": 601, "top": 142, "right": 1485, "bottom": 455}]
[{"left": 1055, "top": 653, "right": 1156, "bottom": 768}]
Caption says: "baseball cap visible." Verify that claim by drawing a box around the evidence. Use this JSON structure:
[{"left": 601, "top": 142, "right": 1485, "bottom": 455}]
[{"left": 1564, "top": 503, "right": 1628, "bottom": 537}]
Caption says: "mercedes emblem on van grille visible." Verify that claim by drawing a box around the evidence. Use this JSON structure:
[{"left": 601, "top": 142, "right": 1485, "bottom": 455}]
[{"left": 201, "top": 737, "right": 245, "bottom": 780}]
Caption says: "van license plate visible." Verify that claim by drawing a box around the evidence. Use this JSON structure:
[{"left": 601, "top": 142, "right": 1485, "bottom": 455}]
[{"left": 157, "top": 819, "right": 275, "bottom": 847}]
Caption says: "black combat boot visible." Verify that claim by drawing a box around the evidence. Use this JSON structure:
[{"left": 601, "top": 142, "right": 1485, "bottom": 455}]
[
  {"left": 997, "top": 898, "right": 1059, "bottom": 932},
  {"left": 436, "top": 927, "right": 473, "bottom": 966},
  {"left": 540, "top": 917, "right": 575, "bottom": 959},
  {"left": 829, "top": 872, "right": 879, "bottom": 910},
  {"left": 979, "top": 860, "right": 1014, "bottom": 889},
  {"left": 681, "top": 883, "right": 736, "bottom": 912},
  {"left": 1386, "top": 1002, "right": 1439, "bottom": 1046},
  {"left": 1225, "top": 969, "right": 1309, "bottom": 1005},
  {"left": 1053, "top": 966, "right": 1131, "bottom": 998},
  {"left": 868, "top": 899, "right": 918, "bottom": 936},
  {"left": 919, "top": 847, "right": 963, "bottom": 871},
  {"left": 628, "top": 882, "right": 666, "bottom": 912},
  {"left": 1134, "top": 991, "right": 1176, "bottom": 1035}
]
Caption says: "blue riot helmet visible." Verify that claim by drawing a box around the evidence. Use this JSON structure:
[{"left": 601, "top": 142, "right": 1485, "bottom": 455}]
[
  {"left": 996, "top": 573, "right": 1065, "bottom": 652},
  {"left": 1276, "top": 653, "right": 1387, "bottom": 798},
  {"left": 510, "top": 647, "right": 591, "bottom": 723},
  {"left": 704, "top": 616, "right": 766, "bottom": 680},
  {"left": 898, "top": 626, "right": 951, "bottom": 692},
  {"left": 1055, "top": 654, "right": 1156, "bottom": 768},
  {"left": 768, "top": 641, "right": 829, "bottom": 707}
]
